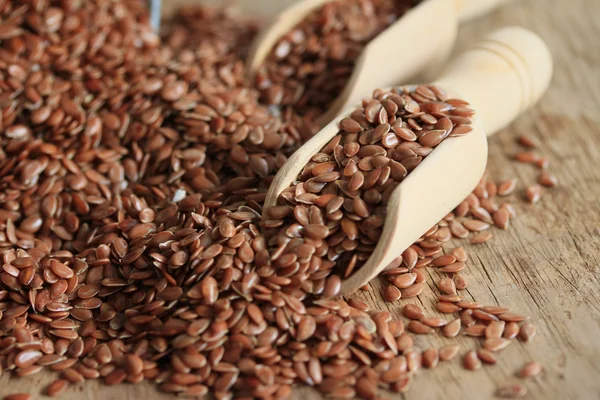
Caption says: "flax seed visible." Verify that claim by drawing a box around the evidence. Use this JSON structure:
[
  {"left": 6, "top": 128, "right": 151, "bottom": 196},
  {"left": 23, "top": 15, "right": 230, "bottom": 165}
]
[
  {"left": 46, "top": 380, "right": 69, "bottom": 397},
  {"left": 439, "top": 345, "right": 460, "bottom": 361},
  {"left": 463, "top": 351, "right": 482, "bottom": 370},
  {"left": 495, "top": 384, "right": 528, "bottom": 398},
  {"left": 519, "top": 361, "right": 542, "bottom": 378}
]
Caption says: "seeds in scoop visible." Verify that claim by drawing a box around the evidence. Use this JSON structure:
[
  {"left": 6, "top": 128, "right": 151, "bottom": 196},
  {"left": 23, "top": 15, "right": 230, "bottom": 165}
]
[{"left": 0, "top": 2, "right": 539, "bottom": 400}]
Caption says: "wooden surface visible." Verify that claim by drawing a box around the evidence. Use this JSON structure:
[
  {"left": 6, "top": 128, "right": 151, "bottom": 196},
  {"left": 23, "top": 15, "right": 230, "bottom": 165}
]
[{"left": 2, "top": 0, "right": 600, "bottom": 398}]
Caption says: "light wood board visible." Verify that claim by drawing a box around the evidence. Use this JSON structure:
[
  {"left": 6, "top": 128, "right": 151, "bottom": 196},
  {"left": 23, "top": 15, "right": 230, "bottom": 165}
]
[{"left": 2, "top": 0, "right": 599, "bottom": 398}]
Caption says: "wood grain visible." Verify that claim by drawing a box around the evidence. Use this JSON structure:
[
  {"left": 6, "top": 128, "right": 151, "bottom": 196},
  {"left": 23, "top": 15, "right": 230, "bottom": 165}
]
[{"left": 2, "top": 0, "right": 599, "bottom": 398}]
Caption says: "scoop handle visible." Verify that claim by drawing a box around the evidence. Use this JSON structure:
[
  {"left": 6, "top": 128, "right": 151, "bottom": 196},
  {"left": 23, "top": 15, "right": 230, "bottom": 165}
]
[
  {"left": 435, "top": 26, "right": 552, "bottom": 136},
  {"left": 455, "top": 0, "right": 516, "bottom": 22}
]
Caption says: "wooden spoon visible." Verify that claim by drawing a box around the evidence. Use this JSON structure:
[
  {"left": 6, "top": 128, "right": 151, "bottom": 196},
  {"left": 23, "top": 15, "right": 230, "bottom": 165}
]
[
  {"left": 247, "top": 0, "right": 517, "bottom": 126},
  {"left": 263, "top": 26, "right": 552, "bottom": 295}
]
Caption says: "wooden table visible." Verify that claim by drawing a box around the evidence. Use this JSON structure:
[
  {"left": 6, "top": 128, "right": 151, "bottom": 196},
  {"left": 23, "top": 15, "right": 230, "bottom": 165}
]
[{"left": 2, "top": 0, "right": 599, "bottom": 398}]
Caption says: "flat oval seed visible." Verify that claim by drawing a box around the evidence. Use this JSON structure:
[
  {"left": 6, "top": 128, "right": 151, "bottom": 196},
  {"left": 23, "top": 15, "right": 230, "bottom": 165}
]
[
  {"left": 46, "top": 379, "right": 69, "bottom": 397},
  {"left": 403, "top": 304, "right": 424, "bottom": 320},
  {"left": 463, "top": 350, "right": 482, "bottom": 370},
  {"left": 439, "top": 345, "right": 460, "bottom": 361},
  {"left": 520, "top": 361, "right": 543, "bottom": 377}
]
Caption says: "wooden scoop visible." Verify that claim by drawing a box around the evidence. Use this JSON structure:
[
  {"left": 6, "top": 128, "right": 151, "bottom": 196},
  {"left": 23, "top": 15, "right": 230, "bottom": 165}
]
[
  {"left": 247, "top": 0, "right": 517, "bottom": 126},
  {"left": 263, "top": 26, "right": 552, "bottom": 295}
]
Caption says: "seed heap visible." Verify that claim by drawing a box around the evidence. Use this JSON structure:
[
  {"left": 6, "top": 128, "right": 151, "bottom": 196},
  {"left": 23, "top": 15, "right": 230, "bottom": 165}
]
[
  {"left": 0, "top": 1, "right": 549, "bottom": 400},
  {"left": 263, "top": 84, "right": 474, "bottom": 296},
  {"left": 255, "top": 0, "right": 416, "bottom": 119}
]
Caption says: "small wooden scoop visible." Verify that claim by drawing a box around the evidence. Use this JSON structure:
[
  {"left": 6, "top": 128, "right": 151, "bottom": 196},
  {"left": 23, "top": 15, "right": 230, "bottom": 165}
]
[
  {"left": 247, "top": 0, "right": 517, "bottom": 126},
  {"left": 263, "top": 26, "right": 552, "bottom": 295}
]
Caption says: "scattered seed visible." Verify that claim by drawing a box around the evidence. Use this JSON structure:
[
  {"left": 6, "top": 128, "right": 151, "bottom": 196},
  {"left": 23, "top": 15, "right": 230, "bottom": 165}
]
[
  {"left": 525, "top": 185, "right": 542, "bottom": 203},
  {"left": 519, "top": 361, "right": 542, "bottom": 378},
  {"left": 439, "top": 345, "right": 460, "bottom": 361},
  {"left": 538, "top": 171, "right": 558, "bottom": 187},
  {"left": 483, "top": 338, "right": 512, "bottom": 352},
  {"left": 403, "top": 304, "right": 425, "bottom": 320},
  {"left": 495, "top": 384, "right": 528, "bottom": 398},
  {"left": 518, "top": 323, "right": 537, "bottom": 342},
  {"left": 477, "top": 348, "right": 498, "bottom": 364},
  {"left": 463, "top": 351, "right": 482, "bottom": 370}
]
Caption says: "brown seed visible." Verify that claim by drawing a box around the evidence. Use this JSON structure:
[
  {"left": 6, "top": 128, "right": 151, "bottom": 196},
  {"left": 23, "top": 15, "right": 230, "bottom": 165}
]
[
  {"left": 515, "top": 151, "right": 539, "bottom": 163},
  {"left": 499, "top": 313, "right": 529, "bottom": 322},
  {"left": 436, "top": 302, "right": 461, "bottom": 313},
  {"left": 46, "top": 380, "right": 69, "bottom": 397},
  {"left": 439, "top": 262, "right": 465, "bottom": 273},
  {"left": 525, "top": 185, "right": 542, "bottom": 203},
  {"left": 105, "top": 369, "right": 127, "bottom": 386},
  {"left": 442, "top": 318, "right": 461, "bottom": 337},
  {"left": 420, "top": 317, "right": 448, "bottom": 328},
  {"left": 477, "top": 348, "right": 498, "bottom": 365},
  {"left": 463, "top": 220, "right": 490, "bottom": 231},
  {"left": 518, "top": 323, "right": 537, "bottom": 342},
  {"left": 536, "top": 156, "right": 550, "bottom": 169},
  {"left": 517, "top": 135, "right": 539, "bottom": 148},
  {"left": 497, "top": 179, "right": 517, "bottom": 196},
  {"left": 501, "top": 322, "right": 519, "bottom": 339},
  {"left": 463, "top": 351, "right": 482, "bottom": 370},
  {"left": 403, "top": 304, "right": 425, "bottom": 320},
  {"left": 454, "top": 273, "right": 468, "bottom": 290},
  {"left": 437, "top": 277, "right": 456, "bottom": 294},
  {"left": 463, "top": 325, "right": 487, "bottom": 337},
  {"left": 14, "top": 349, "right": 43, "bottom": 368},
  {"left": 493, "top": 208, "right": 510, "bottom": 229},
  {"left": 486, "top": 321, "right": 506, "bottom": 339},
  {"left": 422, "top": 348, "right": 439, "bottom": 369},
  {"left": 482, "top": 306, "right": 511, "bottom": 315},
  {"left": 407, "top": 321, "right": 433, "bottom": 334},
  {"left": 538, "top": 171, "right": 558, "bottom": 187},
  {"left": 391, "top": 273, "right": 417, "bottom": 289},
  {"left": 4, "top": 395, "right": 32, "bottom": 400},
  {"left": 400, "top": 283, "right": 423, "bottom": 298},
  {"left": 383, "top": 285, "right": 401, "bottom": 302},
  {"left": 439, "top": 345, "right": 460, "bottom": 361},
  {"left": 124, "top": 353, "right": 144, "bottom": 376},
  {"left": 469, "top": 231, "right": 493, "bottom": 244},
  {"left": 519, "top": 361, "right": 542, "bottom": 377},
  {"left": 495, "top": 384, "right": 528, "bottom": 398},
  {"left": 432, "top": 254, "right": 457, "bottom": 267},
  {"left": 483, "top": 338, "right": 512, "bottom": 352},
  {"left": 62, "top": 368, "right": 85, "bottom": 383},
  {"left": 296, "top": 317, "right": 316, "bottom": 342}
]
